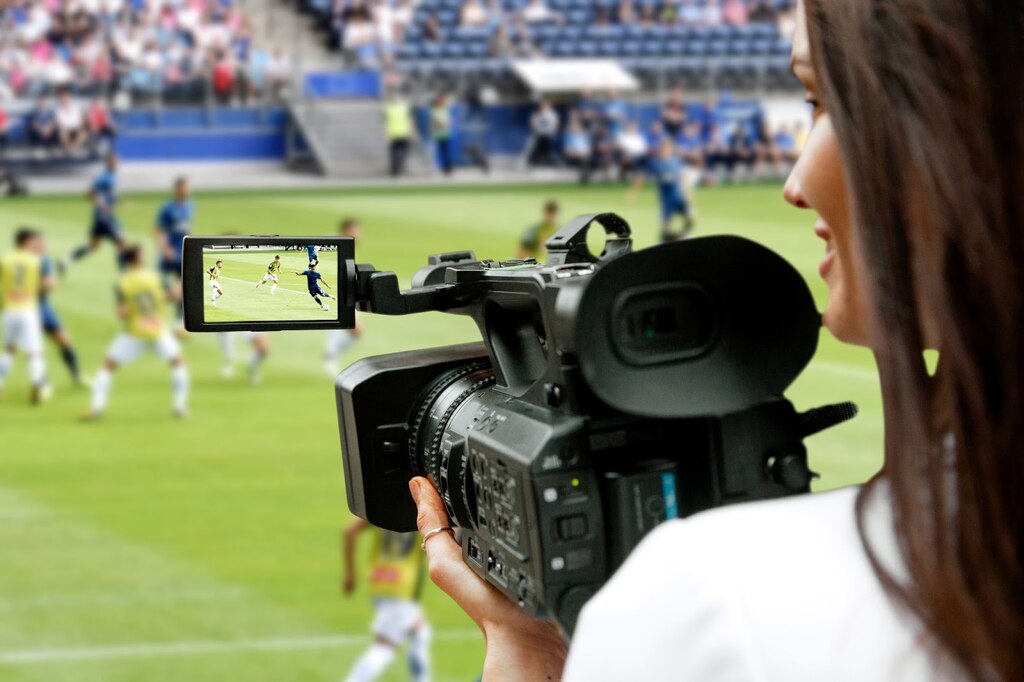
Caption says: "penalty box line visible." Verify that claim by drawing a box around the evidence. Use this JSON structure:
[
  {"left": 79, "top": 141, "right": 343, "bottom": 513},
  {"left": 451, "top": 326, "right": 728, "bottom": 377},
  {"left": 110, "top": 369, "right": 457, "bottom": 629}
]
[{"left": 0, "top": 629, "right": 479, "bottom": 664}]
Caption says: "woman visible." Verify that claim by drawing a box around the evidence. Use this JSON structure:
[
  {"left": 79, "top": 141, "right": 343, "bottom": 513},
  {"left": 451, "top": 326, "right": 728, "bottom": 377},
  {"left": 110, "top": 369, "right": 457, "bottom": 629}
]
[{"left": 410, "top": 0, "right": 1023, "bottom": 679}]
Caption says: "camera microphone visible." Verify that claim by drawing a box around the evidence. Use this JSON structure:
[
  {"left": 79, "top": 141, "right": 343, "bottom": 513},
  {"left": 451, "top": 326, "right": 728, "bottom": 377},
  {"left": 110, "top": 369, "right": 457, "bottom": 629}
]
[{"left": 798, "top": 402, "right": 860, "bottom": 438}]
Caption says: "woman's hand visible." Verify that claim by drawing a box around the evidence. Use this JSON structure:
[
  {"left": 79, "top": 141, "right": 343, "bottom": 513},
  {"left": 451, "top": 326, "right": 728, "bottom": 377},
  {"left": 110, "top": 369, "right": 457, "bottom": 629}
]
[{"left": 409, "top": 476, "right": 569, "bottom": 681}]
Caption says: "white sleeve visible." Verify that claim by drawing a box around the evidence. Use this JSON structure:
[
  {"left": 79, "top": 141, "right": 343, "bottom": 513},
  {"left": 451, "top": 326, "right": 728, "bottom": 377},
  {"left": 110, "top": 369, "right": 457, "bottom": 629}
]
[{"left": 562, "top": 520, "right": 764, "bottom": 682}]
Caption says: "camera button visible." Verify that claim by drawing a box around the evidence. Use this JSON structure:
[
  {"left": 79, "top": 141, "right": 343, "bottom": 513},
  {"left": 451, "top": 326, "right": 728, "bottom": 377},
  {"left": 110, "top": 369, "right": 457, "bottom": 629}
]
[{"left": 556, "top": 514, "right": 588, "bottom": 540}]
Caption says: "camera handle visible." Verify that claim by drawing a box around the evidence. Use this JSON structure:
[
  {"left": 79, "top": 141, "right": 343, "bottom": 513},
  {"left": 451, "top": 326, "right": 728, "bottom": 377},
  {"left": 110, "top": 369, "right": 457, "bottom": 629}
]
[{"left": 545, "top": 213, "right": 633, "bottom": 266}]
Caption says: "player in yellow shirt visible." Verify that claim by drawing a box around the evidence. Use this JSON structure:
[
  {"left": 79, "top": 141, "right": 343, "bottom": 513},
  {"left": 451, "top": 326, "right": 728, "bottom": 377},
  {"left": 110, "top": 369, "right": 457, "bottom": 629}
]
[
  {"left": 255, "top": 255, "right": 281, "bottom": 294},
  {"left": 341, "top": 519, "right": 431, "bottom": 682},
  {"left": 84, "top": 245, "right": 189, "bottom": 419},
  {"left": 208, "top": 260, "right": 225, "bottom": 306},
  {"left": 0, "top": 228, "right": 53, "bottom": 403}
]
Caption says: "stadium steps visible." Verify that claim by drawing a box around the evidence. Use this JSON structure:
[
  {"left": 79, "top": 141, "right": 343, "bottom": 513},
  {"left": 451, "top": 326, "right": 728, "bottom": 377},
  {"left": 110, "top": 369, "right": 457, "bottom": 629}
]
[
  {"left": 288, "top": 100, "right": 430, "bottom": 178},
  {"left": 239, "top": 0, "right": 341, "bottom": 73}
]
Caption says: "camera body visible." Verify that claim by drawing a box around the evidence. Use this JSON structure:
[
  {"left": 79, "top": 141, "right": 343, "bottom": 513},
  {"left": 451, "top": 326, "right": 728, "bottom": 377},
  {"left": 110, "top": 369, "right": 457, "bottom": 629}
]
[{"left": 336, "top": 214, "right": 848, "bottom": 632}]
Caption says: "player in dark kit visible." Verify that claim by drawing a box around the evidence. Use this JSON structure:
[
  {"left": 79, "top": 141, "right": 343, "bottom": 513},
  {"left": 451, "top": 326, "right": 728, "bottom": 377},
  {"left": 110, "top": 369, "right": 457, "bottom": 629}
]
[
  {"left": 34, "top": 238, "right": 85, "bottom": 386},
  {"left": 154, "top": 176, "right": 195, "bottom": 319},
  {"left": 629, "top": 138, "right": 696, "bottom": 242},
  {"left": 67, "top": 152, "right": 128, "bottom": 269},
  {"left": 305, "top": 244, "right": 318, "bottom": 267},
  {"left": 294, "top": 263, "right": 333, "bottom": 311}
]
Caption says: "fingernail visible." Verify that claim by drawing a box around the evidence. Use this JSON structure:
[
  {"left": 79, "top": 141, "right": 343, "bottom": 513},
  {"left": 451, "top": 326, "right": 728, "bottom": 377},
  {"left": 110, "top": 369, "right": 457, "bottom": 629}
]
[{"left": 409, "top": 478, "right": 421, "bottom": 503}]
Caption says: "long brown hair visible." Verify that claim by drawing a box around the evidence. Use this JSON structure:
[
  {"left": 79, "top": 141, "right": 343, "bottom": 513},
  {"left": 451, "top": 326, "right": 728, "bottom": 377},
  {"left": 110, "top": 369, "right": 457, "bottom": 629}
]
[{"left": 805, "top": 1, "right": 1023, "bottom": 679}]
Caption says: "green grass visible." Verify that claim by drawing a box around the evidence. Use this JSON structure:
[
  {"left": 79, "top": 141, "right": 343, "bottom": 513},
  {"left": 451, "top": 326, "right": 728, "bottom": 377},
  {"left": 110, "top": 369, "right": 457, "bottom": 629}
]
[
  {"left": 202, "top": 250, "right": 339, "bottom": 323},
  {"left": 0, "top": 181, "right": 882, "bottom": 681}
]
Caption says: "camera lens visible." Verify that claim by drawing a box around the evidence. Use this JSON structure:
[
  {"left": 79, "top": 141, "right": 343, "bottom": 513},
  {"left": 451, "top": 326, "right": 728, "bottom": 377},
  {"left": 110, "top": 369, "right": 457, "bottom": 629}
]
[{"left": 409, "top": 363, "right": 495, "bottom": 526}]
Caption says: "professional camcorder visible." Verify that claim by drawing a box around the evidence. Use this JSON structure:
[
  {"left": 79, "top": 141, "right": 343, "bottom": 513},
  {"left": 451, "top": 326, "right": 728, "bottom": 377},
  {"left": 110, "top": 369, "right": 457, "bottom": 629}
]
[{"left": 182, "top": 214, "right": 856, "bottom": 633}]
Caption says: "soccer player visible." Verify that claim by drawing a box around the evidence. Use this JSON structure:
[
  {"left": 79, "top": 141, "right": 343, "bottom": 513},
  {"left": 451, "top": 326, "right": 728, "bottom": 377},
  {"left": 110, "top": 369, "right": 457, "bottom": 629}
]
[
  {"left": 325, "top": 219, "right": 363, "bottom": 376},
  {"left": 629, "top": 137, "right": 696, "bottom": 242},
  {"left": 217, "top": 332, "right": 270, "bottom": 383},
  {"left": 67, "top": 152, "right": 128, "bottom": 269},
  {"left": 208, "top": 260, "right": 225, "bottom": 306},
  {"left": 31, "top": 234, "right": 85, "bottom": 385},
  {"left": 154, "top": 176, "right": 195, "bottom": 318},
  {"left": 341, "top": 519, "right": 431, "bottom": 682},
  {"left": 255, "top": 255, "right": 281, "bottom": 294},
  {"left": 84, "top": 245, "right": 189, "bottom": 419},
  {"left": 0, "top": 228, "right": 52, "bottom": 403},
  {"left": 517, "top": 199, "right": 560, "bottom": 260},
  {"left": 305, "top": 243, "right": 318, "bottom": 267},
  {"left": 294, "top": 263, "right": 332, "bottom": 311}
]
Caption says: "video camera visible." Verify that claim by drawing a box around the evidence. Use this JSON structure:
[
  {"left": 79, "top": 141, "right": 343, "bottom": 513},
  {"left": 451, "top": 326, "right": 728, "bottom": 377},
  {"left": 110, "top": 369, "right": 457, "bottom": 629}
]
[{"left": 182, "top": 214, "right": 856, "bottom": 633}]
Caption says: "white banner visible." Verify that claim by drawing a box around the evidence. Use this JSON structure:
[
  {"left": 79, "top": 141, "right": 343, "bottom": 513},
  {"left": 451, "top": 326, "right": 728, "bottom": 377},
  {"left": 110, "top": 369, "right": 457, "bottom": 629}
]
[{"left": 510, "top": 59, "right": 639, "bottom": 94}]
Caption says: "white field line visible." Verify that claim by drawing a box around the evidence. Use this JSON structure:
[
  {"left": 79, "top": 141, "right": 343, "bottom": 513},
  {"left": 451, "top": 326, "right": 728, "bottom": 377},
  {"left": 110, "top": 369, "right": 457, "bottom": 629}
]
[
  {"left": 0, "top": 629, "right": 479, "bottom": 665},
  {"left": 810, "top": 360, "right": 878, "bottom": 383},
  {"left": 217, "top": 275, "right": 310, "bottom": 297}
]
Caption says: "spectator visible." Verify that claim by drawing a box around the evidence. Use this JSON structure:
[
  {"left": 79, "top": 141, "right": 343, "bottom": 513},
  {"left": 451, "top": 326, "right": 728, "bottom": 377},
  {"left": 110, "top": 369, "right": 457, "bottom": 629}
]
[
  {"left": 703, "top": 122, "right": 731, "bottom": 184},
  {"left": 618, "top": 0, "right": 636, "bottom": 25},
  {"left": 773, "top": 123, "right": 799, "bottom": 163},
  {"left": 722, "top": 0, "right": 749, "bottom": 26},
  {"left": 702, "top": 0, "right": 723, "bottom": 27},
  {"left": 562, "top": 115, "right": 593, "bottom": 182},
  {"left": 344, "top": 11, "right": 380, "bottom": 69},
  {"left": 645, "top": 121, "right": 666, "bottom": 156},
  {"left": 521, "top": 0, "right": 557, "bottom": 24},
  {"left": 527, "top": 100, "right": 559, "bottom": 167},
  {"left": 601, "top": 89, "right": 629, "bottom": 140},
  {"left": 265, "top": 47, "right": 291, "bottom": 102},
  {"left": 660, "top": 88, "right": 687, "bottom": 138},
  {"left": 678, "top": 0, "right": 704, "bottom": 27},
  {"left": 677, "top": 121, "right": 706, "bottom": 168},
  {"left": 727, "top": 123, "right": 757, "bottom": 179},
  {"left": 0, "top": 101, "right": 8, "bottom": 155},
  {"left": 87, "top": 96, "right": 117, "bottom": 148},
  {"left": 211, "top": 50, "right": 235, "bottom": 106},
  {"left": 616, "top": 121, "right": 648, "bottom": 181},
  {"left": 28, "top": 96, "right": 58, "bottom": 155},
  {"left": 429, "top": 93, "right": 454, "bottom": 176},
  {"left": 460, "top": 0, "right": 490, "bottom": 28},
  {"left": 55, "top": 89, "right": 88, "bottom": 154},
  {"left": 748, "top": 0, "right": 778, "bottom": 23}
]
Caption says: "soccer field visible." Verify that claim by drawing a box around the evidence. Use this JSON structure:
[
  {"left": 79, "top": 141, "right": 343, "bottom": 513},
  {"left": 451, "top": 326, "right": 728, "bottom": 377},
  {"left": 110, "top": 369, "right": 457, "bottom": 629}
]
[
  {"left": 0, "top": 182, "right": 882, "bottom": 682},
  {"left": 202, "top": 250, "right": 340, "bottom": 323}
]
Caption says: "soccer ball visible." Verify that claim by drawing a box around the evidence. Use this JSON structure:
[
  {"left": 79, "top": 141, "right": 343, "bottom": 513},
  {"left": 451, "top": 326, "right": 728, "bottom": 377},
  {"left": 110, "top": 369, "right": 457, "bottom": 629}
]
[{"left": 322, "top": 304, "right": 330, "bottom": 312}]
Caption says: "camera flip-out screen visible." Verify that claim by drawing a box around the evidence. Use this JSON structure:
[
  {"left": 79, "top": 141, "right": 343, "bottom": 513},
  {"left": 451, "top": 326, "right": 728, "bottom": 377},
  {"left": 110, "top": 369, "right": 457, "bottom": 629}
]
[{"left": 182, "top": 236, "right": 356, "bottom": 332}]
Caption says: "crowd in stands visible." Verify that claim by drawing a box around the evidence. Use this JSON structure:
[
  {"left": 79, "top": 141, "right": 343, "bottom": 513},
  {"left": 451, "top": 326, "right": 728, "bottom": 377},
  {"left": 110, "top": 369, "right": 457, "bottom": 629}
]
[
  {"left": 525, "top": 88, "right": 804, "bottom": 184},
  {"left": 0, "top": 0, "right": 289, "bottom": 107},
  {"left": 306, "top": 0, "right": 796, "bottom": 70}
]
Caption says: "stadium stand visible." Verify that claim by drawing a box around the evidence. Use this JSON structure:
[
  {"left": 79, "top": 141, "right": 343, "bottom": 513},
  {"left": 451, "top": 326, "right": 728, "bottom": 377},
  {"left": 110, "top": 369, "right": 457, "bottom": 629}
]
[{"left": 297, "top": 0, "right": 799, "bottom": 91}]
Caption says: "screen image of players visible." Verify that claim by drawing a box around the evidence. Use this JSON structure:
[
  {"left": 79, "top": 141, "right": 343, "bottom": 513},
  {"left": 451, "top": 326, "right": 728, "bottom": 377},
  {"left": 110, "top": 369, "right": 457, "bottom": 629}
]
[
  {"left": 255, "top": 255, "right": 281, "bottom": 294},
  {"left": 294, "top": 262, "right": 332, "bottom": 311},
  {"left": 342, "top": 519, "right": 431, "bottom": 682},
  {"left": 84, "top": 245, "right": 189, "bottom": 420},
  {"left": 305, "top": 243, "right": 318, "bottom": 267},
  {"left": 0, "top": 228, "right": 52, "bottom": 403},
  {"left": 208, "top": 260, "right": 225, "bottom": 306}
]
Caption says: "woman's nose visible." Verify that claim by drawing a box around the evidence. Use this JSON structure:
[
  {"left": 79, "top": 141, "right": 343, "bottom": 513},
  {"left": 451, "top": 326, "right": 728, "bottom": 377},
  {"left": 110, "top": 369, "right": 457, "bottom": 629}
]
[{"left": 783, "top": 176, "right": 809, "bottom": 209}]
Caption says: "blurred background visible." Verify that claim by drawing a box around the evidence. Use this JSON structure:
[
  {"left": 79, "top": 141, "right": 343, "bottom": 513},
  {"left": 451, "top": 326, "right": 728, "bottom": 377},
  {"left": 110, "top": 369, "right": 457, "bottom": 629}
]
[{"left": 0, "top": 0, "right": 882, "bottom": 680}]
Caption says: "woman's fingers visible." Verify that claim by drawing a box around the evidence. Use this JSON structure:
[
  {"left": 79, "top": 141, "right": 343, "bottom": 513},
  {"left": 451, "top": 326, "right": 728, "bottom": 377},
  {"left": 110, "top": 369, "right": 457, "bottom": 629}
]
[
  {"left": 410, "top": 476, "right": 459, "bottom": 561},
  {"left": 409, "top": 476, "right": 509, "bottom": 620}
]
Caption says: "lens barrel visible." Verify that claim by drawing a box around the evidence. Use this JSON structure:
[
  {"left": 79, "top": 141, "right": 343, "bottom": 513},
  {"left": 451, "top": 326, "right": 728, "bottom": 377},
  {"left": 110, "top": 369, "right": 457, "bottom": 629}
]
[{"left": 409, "top": 363, "right": 495, "bottom": 526}]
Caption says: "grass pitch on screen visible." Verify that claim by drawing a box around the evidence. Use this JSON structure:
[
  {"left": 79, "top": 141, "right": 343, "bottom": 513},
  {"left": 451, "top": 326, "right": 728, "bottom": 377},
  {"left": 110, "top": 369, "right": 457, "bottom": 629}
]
[
  {"left": 202, "top": 248, "right": 339, "bottom": 322},
  {"left": 0, "top": 183, "right": 882, "bottom": 682}
]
